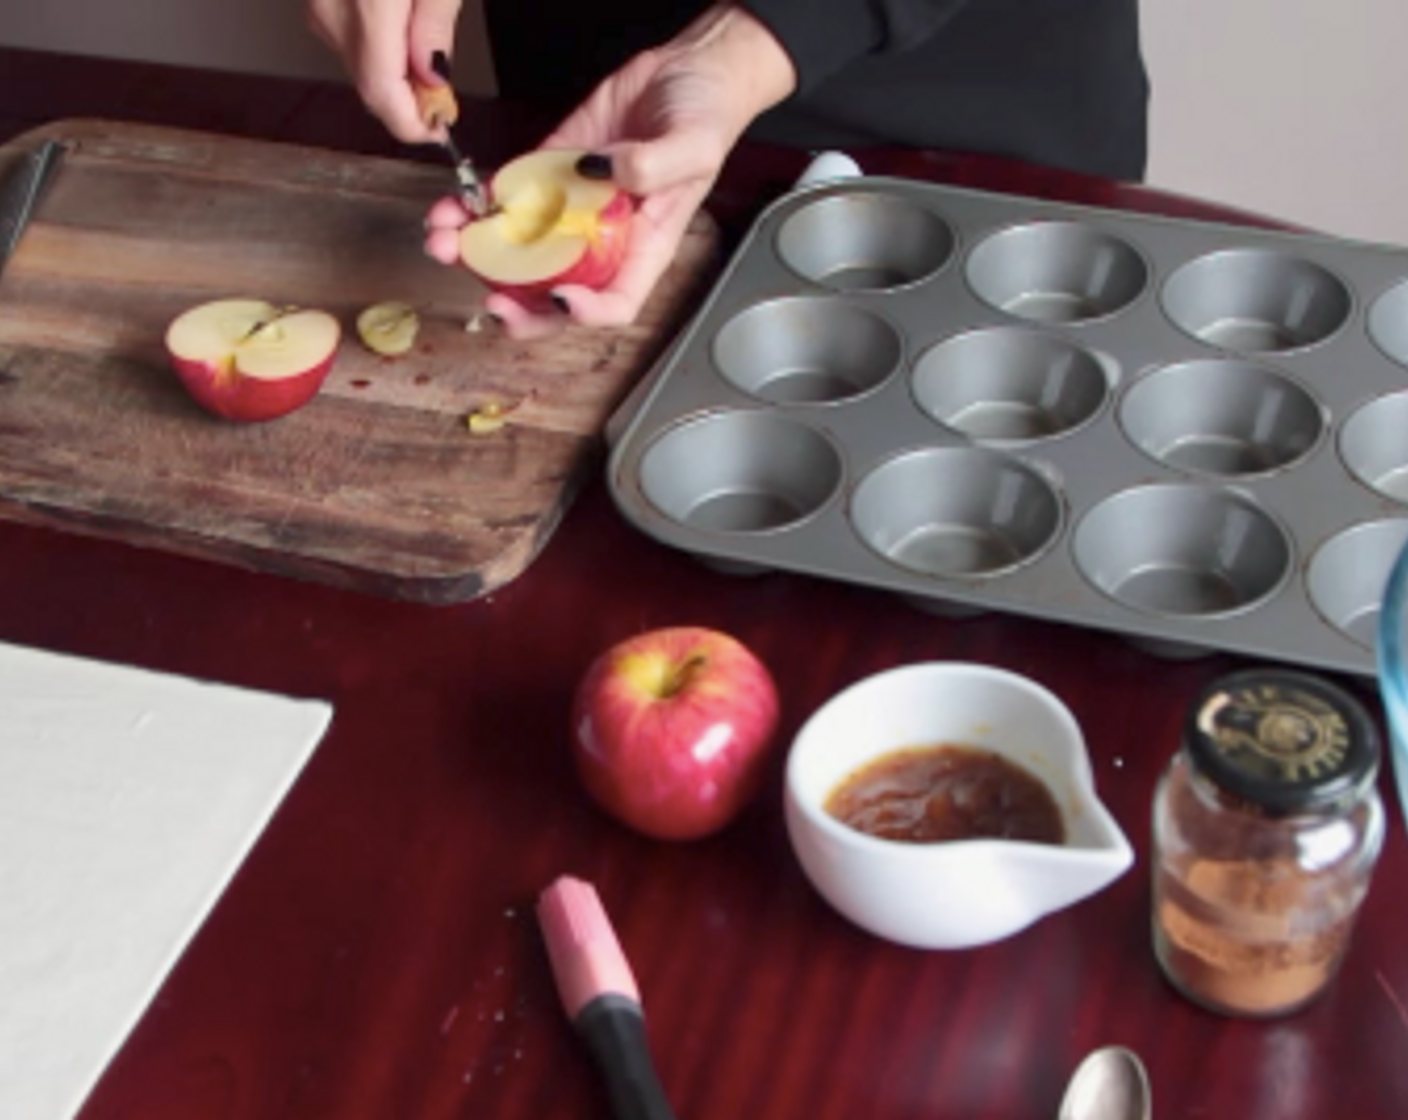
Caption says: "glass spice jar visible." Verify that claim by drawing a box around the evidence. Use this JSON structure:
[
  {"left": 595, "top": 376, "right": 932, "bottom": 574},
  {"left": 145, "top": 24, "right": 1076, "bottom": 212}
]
[{"left": 1151, "top": 668, "right": 1385, "bottom": 1018}]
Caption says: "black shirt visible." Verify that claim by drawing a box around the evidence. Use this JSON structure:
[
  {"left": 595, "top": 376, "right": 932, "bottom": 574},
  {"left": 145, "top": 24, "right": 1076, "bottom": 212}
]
[{"left": 486, "top": 0, "right": 1149, "bottom": 182}]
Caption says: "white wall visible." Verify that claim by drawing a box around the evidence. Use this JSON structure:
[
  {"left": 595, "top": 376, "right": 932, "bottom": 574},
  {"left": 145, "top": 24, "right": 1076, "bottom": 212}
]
[
  {"left": 3, "top": 0, "right": 1407, "bottom": 247},
  {"left": 1140, "top": 0, "right": 1408, "bottom": 247}
]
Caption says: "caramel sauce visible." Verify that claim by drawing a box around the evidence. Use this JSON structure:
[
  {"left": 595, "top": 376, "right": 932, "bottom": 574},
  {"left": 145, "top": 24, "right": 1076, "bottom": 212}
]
[{"left": 825, "top": 744, "right": 1065, "bottom": 844}]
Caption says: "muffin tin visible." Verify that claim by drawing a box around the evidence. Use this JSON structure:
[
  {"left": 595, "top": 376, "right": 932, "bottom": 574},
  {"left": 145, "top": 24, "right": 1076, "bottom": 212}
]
[{"left": 606, "top": 177, "right": 1408, "bottom": 677}]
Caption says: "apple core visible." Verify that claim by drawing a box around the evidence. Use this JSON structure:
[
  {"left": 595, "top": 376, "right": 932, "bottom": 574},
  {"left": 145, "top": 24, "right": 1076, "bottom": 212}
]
[
  {"left": 499, "top": 182, "right": 568, "bottom": 244},
  {"left": 457, "top": 148, "right": 633, "bottom": 298}
]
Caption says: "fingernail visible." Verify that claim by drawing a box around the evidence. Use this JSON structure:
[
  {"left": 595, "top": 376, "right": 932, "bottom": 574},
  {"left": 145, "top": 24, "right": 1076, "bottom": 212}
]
[
  {"left": 431, "top": 51, "right": 452, "bottom": 82},
  {"left": 550, "top": 292, "right": 571, "bottom": 315},
  {"left": 575, "top": 153, "right": 613, "bottom": 181}
]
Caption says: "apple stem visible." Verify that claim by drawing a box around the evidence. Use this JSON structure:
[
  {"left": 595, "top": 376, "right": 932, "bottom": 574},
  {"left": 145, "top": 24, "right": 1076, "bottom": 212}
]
[{"left": 663, "top": 653, "right": 709, "bottom": 698}]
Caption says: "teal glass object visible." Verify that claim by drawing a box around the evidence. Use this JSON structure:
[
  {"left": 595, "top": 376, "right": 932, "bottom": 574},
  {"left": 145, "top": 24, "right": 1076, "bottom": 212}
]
[{"left": 1379, "top": 534, "right": 1408, "bottom": 826}]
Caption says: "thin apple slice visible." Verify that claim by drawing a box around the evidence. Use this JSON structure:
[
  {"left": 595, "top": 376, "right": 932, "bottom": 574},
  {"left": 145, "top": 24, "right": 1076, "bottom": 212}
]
[
  {"left": 356, "top": 301, "right": 420, "bottom": 356},
  {"left": 458, "top": 149, "right": 633, "bottom": 303}
]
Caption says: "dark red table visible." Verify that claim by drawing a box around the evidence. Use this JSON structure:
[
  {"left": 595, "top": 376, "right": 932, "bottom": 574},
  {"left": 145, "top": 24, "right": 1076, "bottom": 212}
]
[{"left": 2, "top": 46, "right": 1404, "bottom": 1120}]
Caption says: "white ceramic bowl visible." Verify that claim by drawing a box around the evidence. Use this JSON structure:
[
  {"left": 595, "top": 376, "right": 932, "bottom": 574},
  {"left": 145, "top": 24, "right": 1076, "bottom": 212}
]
[{"left": 784, "top": 662, "right": 1134, "bottom": 949}]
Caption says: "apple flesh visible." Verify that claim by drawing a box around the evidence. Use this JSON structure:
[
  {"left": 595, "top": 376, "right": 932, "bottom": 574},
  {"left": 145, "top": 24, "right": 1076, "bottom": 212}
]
[
  {"left": 570, "top": 627, "right": 781, "bottom": 841},
  {"left": 356, "top": 300, "right": 420, "bottom": 357},
  {"left": 164, "top": 298, "right": 341, "bottom": 422},
  {"left": 458, "top": 149, "right": 633, "bottom": 309}
]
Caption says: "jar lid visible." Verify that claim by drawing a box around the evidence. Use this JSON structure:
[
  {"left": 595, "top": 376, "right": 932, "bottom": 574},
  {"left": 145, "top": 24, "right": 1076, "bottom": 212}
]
[{"left": 1184, "top": 668, "right": 1381, "bottom": 814}]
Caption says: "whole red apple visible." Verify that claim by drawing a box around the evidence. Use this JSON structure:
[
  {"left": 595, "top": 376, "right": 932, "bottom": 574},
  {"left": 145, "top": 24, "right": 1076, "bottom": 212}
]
[
  {"left": 458, "top": 148, "right": 633, "bottom": 311},
  {"left": 571, "top": 627, "right": 781, "bottom": 841}
]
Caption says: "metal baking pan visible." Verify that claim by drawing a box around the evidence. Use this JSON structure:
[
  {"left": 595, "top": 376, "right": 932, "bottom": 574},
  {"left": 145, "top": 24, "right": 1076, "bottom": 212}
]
[{"left": 606, "top": 177, "right": 1408, "bottom": 677}]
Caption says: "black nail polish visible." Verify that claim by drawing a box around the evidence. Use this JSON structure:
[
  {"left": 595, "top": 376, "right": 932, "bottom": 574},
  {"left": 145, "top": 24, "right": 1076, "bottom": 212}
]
[
  {"left": 550, "top": 293, "right": 571, "bottom": 315},
  {"left": 575, "top": 153, "right": 613, "bottom": 181},
  {"left": 431, "top": 51, "right": 452, "bottom": 81}
]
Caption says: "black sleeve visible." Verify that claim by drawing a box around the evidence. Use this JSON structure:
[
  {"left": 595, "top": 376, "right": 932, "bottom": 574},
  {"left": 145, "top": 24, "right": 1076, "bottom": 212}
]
[{"left": 740, "top": 0, "right": 972, "bottom": 92}]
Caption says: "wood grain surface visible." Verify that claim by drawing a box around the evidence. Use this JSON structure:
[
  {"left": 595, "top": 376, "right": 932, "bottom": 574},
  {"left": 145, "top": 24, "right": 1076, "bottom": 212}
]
[
  {"left": 0, "top": 120, "right": 719, "bottom": 602},
  {"left": 6, "top": 49, "right": 1407, "bottom": 1120}
]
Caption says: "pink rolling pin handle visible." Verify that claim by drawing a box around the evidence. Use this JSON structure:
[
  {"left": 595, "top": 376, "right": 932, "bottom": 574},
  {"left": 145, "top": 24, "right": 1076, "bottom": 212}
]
[{"left": 536, "top": 876, "right": 677, "bottom": 1120}]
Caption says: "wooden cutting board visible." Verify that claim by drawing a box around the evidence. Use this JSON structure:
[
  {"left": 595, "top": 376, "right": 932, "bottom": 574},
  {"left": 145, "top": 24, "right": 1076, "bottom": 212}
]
[{"left": 0, "top": 120, "right": 719, "bottom": 603}]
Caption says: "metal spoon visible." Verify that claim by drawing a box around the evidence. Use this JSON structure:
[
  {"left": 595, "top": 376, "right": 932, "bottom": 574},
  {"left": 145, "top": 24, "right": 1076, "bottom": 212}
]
[{"left": 1057, "top": 1046, "right": 1152, "bottom": 1120}]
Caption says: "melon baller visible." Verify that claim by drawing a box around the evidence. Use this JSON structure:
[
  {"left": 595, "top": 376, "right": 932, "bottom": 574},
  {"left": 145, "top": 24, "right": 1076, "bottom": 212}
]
[{"left": 413, "top": 51, "right": 492, "bottom": 217}]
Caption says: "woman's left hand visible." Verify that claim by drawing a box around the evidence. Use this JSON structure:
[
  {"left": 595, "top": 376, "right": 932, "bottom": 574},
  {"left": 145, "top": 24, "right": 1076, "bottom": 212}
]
[{"left": 424, "top": 2, "right": 796, "bottom": 338}]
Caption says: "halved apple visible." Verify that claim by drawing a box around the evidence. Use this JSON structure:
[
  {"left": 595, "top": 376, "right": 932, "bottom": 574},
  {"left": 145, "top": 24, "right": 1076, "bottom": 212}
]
[
  {"left": 164, "top": 298, "right": 341, "bottom": 422},
  {"left": 458, "top": 149, "right": 633, "bottom": 309}
]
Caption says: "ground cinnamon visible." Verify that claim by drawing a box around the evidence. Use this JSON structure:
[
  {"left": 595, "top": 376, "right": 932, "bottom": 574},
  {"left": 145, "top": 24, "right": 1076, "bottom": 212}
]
[
  {"left": 1150, "top": 669, "right": 1384, "bottom": 1018},
  {"left": 1154, "top": 857, "right": 1355, "bottom": 1016}
]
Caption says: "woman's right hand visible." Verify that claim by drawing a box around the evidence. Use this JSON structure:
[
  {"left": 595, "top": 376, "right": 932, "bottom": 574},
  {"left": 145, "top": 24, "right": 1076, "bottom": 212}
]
[{"left": 306, "top": 0, "right": 464, "bottom": 144}]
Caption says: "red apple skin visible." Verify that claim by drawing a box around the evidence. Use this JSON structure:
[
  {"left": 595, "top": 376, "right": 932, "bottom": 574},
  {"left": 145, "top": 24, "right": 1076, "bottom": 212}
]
[
  {"left": 474, "top": 190, "right": 635, "bottom": 310},
  {"left": 570, "top": 626, "right": 781, "bottom": 841},
  {"left": 169, "top": 354, "right": 334, "bottom": 422}
]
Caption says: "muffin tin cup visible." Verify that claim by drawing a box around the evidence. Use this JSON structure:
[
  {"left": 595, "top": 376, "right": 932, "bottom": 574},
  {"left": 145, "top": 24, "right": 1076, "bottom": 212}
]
[
  {"left": 1161, "top": 248, "right": 1353, "bottom": 352},
  {"left": 966, "top": 220, "right": 1149, "bottom": 324},
  {"left": 1339, "top": 390, "right": 1408, "bottom": 504},
  {"left": 1070, "top": 484, "right": 1292, "bottom": 619},
  {"left": 851, "top": 446, "right": 1064, "bottom": 580},
  {"left": 1117, "top": 358, "right": 1327, "bottom": 478},
  {"left": 912, "top": 328, "right": 1111, "bottom": 443},
  {"left": 608, "top": 176, "right": 1408, "bottom": 678},
  {"left": 1368, "top": 278, "right": 1408, "bottom": 368},
  {"left": 775, "top": 191, "right": 956, "bottom": 291},
  {"left": 635, "top": 409, "right": 843, "bottom": 535},
  {"left": 711, "top": 296, "right": 903, "bottom": 405},
  {"left": 1306, "top": 519, "right": 1408, "bottom": 648}
]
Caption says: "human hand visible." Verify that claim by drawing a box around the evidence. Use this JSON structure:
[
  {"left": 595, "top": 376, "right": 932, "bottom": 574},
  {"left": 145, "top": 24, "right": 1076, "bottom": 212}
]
[
  {"left": 306, "top": 0, "right": 464, "bottom": 144},
  {"left": 423, "top": 2, "right": 796, "bottom": 338}
]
